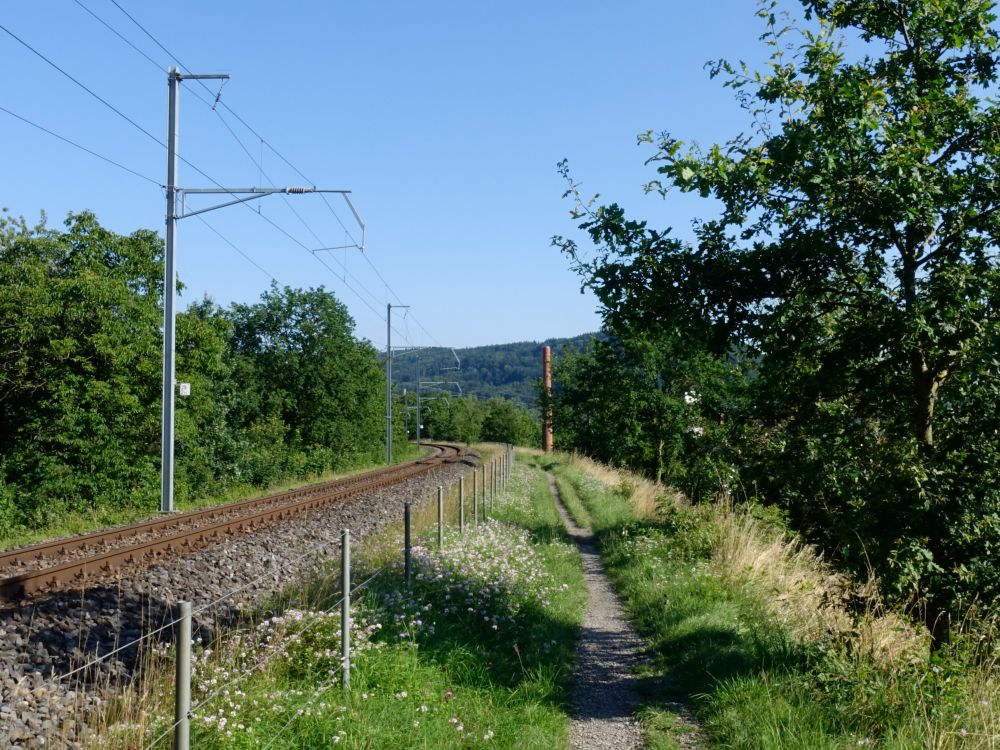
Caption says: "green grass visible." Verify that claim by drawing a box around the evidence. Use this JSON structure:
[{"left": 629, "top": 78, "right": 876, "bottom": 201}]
[
  {"left": 104, "top": 459, "right": 586, "bottom": 750},
  {"left": 637, "top": 706, "right": 692, "bottom": 750},
  {"left": 547, "top": 457, "right": 1000, "bottom": 750},
  {"left": 553, "top": 476, "right": 592, "bottom": 529}
]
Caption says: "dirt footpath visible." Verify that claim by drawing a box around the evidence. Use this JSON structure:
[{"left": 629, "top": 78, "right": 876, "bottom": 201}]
[{"left": 547, "top": 472, "right": 703, "bottom": 750}]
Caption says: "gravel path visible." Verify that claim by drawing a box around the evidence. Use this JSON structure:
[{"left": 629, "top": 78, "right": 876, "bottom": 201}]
[
  {"left": 547, "top": 472, "right": 703, "bottom": 750},
  {"left": 0, "top": 458, "right": 476, "bottom": 748}
]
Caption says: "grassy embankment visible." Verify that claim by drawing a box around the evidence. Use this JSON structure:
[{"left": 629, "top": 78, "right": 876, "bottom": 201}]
[
  {"left": 96, "top": 453, "right": 586, "bottom": 749},
  {"left": 532, "top": 450, "right": 1000, "bottom": 750},
  {"left": 1, "top": 443, "right": 426, "bottom": 550}
]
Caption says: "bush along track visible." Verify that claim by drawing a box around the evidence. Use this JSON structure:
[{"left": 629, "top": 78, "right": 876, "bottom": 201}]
[
  {"left": 105, "top": 459, "right": 585, "bottom": 749},
  {"left": 545, "top": 453, "right": 1000, "bottom": 750}
]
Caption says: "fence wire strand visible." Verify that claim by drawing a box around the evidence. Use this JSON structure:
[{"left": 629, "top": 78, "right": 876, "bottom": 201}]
[
  {"left": 58, "top": 616, "right": 178, "bottom": 684},
  {"left": 140, "top": 553, "right": 381, "bottom": 748},
  {"left": 190, "top": 534, "right": 342, "bottom": 618},
  {"left": 350, "top": 565, "right": 388, "bottom": 597},
  {"left": 56, "top": 530, "right": 350, "bottom": 684},
  {"left": 142, "top": 714, "right": 184, "bottom": 750},
  {"left": 52, "top": 463, "right": 475, "bottom": 744},
  {"left": 186, "top": 591, "right": 346, "bottom": 718},
  {"left": 187, "top": 561, "right": 389, "bottom": 719}
]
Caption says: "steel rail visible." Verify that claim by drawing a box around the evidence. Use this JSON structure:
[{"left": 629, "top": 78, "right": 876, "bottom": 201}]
[
  {"left": 0, "top": 443, "right": 464, "bottom": 600},
  {"left": 0, "top": 449, "right": 447, "bottom": 570}
]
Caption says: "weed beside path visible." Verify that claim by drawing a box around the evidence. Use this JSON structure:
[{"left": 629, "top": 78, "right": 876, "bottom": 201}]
[{"left": 546, "top": 453, "right": 1000, "bottom": 750}]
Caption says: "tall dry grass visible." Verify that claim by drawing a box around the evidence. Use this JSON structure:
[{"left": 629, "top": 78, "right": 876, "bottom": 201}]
[
  {"left": 712, "top": 511, "right": 931, "bottom": 665},
  {"left": 563, "top": 452, "right": 683, "bottom": 518},
  {"left": 562, "top": 449, "right": 928, "bottom": 665}
]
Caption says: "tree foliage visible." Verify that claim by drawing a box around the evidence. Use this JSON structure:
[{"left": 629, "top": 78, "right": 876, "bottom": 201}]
[
  {"left": 391, "top": 335, "right": 593, "bottom": 410},
  {"left": 226, "top": 285, "right": 388, "bottom": 481},
  {"left": 413, "top": 393, "right": 540, "bottom": 448},
  {"left": 553, "top": 0, "right": 1000, "bottom": 640},
  {"left": 0, "top": 212, "right": 392, "bottom": 533},
  {"left": 0, "top": 210, "right": 542, "bottom": 537},
  {"left": 0, "top": 211, "right": 162, "bottom": 526},
  {"left": 480, "top": 397, "right": 540, "bottom": 446}
]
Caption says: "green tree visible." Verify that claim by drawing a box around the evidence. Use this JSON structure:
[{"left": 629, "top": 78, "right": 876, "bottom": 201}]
[
  {"left": 173, "top": 297, "right": 240, "bottom": 502},
  {"left": 550, "top": 338, "right": 745, "bottom": 494},
  {"left": 420, "top": 394, "right": 484, "bottom": 444},
  {"left": 480, "top": 397, "right": 539, "bottom": 447},
  {"left": 226, "top": 284, "right": 386, "bottom": 480},
  {"left": 0, "top": 211, "right": 163, "bottom": 525},
  {"left": 557, "top": 0, "right": 1000, "bottom": 645},
  {"left": 0, "top": 212, "right": 399, "bottom": 535}
]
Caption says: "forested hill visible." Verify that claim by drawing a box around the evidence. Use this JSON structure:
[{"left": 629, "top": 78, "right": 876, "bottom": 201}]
[{"left": 390, "top": 334, "right": 594, "bottom": 409}]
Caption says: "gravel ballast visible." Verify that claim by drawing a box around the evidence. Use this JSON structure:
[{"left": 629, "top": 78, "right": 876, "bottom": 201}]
[{"left": 0, "top": 457, "right": 476, "bottom": 748}]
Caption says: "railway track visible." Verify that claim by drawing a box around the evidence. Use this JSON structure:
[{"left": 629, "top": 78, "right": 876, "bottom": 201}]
[{"left": 0, "top": 443, "right": 466, "bottom": 601}]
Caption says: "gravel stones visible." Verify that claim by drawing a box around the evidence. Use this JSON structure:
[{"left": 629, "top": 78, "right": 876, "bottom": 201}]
[
  {"left": 0, "top": 458, "right": 475, "bottom": 748},
  {"left": 547, "top": 472, "right": 704, "bottom": 750}
]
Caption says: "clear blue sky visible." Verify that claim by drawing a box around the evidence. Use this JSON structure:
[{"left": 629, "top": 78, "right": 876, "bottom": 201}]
[{"left": 2, "top": 1, "right": 768, "bottom": 350}]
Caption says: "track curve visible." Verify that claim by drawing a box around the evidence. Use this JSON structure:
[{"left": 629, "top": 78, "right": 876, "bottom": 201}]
[{"left": 0, "top": 443, "right": 465, "bottom": 600}]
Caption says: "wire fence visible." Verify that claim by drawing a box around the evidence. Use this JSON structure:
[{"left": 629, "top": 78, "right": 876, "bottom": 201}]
[
  {"left": 43, "top": 445, "right": 514, "bottom": 749},
  {"left": 54, "top": 526, "right": 347, "bottom": 687}
]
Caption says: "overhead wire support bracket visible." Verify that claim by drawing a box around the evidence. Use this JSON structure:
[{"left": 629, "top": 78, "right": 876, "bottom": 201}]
[
  {"left": 341, "top": 193, "right": 366, "bottom": 250},
  {"left": 160, "top": 65, "right": 363, "bottom": 515},
  {"left": 312, "top": 244, "right": 360, "bottom": 252},
  {"left": 441, "top": 348, "right": 462, "bottom": 371},
  {"left": 419, "top": 380, "right": 463, "bottom": 396},
  {"left": 311, "top": 190, "right": 366, "bottom": 252},
  {"left": 177, "top": 187, "right": 353, "bottom": 220}
]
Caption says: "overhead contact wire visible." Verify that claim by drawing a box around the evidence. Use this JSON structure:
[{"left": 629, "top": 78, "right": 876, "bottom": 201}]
[
  {"left": 0, "top": 21, "right": 166, "bottom": 149},
  {"left": 0, "top": 104, "right": 161, "bottom": 187},
  {"left": 36, "top": 4, "right": 435, "bottom": 346},
  {"left": 106, "top": 2, "right": 430, "bottom": 342}
]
